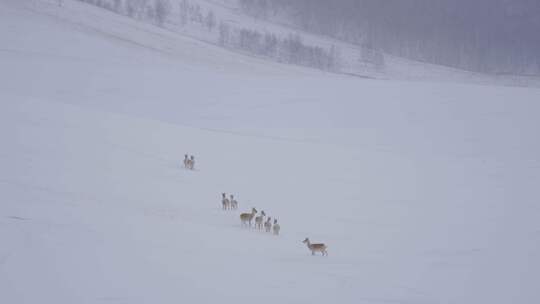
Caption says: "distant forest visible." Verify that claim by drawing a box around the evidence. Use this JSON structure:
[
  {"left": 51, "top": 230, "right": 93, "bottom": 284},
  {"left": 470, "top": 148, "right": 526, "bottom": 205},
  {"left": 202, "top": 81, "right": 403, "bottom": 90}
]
[
  {"left": 75, "top": 0, "right": 341, "bottom": 71},
  {"left": 239, "top": 0, "right": 540, "bottom": 75}
]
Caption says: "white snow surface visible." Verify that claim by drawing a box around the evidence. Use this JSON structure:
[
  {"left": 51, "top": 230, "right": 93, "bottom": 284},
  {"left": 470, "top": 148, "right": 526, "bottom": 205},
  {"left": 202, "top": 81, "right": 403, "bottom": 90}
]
[{"left": 2, "top": 1, "right": 540, "bottom": 303}]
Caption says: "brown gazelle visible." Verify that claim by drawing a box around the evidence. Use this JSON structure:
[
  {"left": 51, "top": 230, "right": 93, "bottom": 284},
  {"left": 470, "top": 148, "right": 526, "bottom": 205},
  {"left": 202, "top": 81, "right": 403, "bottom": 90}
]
[
  {"left": 272, "top": 219, "right": 280, "bottom": 235},
  {"left": 255, "top": 210, "right": 266, "bottom": 230},
  {"left": 264, "top": 217, "right": 272, "bottom": 232},
  {"left": 240, "top": 208, "right": 257, "bottom": 227},
  {"left": 302, "top": 238, "right": 328, "bottom": 256},
  {"left": 222, "top": 193, "right": 230, "bottom": 210}
]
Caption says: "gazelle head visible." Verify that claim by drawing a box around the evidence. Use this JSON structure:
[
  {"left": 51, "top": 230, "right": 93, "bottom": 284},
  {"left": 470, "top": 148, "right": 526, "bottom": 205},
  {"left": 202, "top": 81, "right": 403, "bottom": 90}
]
[
  {"left": 184, "top": 154, "right": 188, "bottom": 158},
  {"left": 273, "top": 219, "right": 277, "bottom": 224},
  {"left": 230, "top": 194, "right": 234, "bottom": 199},
  {"left": 302, "top": 238, "right": 310, "bottom": 244},
  {"left": 222, "top": 193, "right": 226, "bottom": 198},
  {"left": 190, "top": 155, "right": 194, "bottom": 160},
  {"left": 267, "top": 217, "right": 271, "bottom": 222},
  {"left": 261, "top": 210, "right": 266, "bottom": 217},
  {"left": 252, "top": 208, "right": 257, "bottom": 214}
]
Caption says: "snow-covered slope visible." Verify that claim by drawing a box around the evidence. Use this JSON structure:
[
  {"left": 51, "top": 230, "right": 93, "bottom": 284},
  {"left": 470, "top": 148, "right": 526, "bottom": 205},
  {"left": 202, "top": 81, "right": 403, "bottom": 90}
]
[{"left": 2, "top": 1, "right": 540, "bottom": 303}]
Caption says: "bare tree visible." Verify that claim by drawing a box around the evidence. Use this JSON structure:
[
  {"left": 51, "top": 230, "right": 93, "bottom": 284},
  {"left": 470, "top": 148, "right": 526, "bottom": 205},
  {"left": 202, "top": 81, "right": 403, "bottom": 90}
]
[
  {"left": 218, "top": 21, "right": 230, "bottom": 46},
  {"left": 179, "top": 0, "right": 188, "bottom": 26},
  {"left": 360, "top": 44, "right": 385, "bottom": 70},
  {"left": 154, "top": 0, "right": 171, "bottom": 27},
  {"left": 263, "top": 32, "right": 278, "bottom": 57},
  {"left": 126, "top": 0, "right": 148, "bottom": 18},
  {"left": 190, "top": 4, "right": 203, "bottom": 23},
  {"left": 205, "top": 10, "right": 216, "bottom": 32}
]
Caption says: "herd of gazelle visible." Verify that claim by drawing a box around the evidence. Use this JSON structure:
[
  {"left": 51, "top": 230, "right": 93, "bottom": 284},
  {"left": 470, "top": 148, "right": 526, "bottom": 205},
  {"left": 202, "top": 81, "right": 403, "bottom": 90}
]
[
  {"left": 223, "top": 194, "right": 327, "bottom": 256},
  {"left": 221, "top": 193, "right": 238, "bottom": 210},
  {"left": 183, "top": 157, "right": 327, "bottom": 256},
  {"left": 238, "top": 207, "right": 280, "bottom": 235},
  {"left": 223, "top": 193, "right": 280, "bottom": 235}
]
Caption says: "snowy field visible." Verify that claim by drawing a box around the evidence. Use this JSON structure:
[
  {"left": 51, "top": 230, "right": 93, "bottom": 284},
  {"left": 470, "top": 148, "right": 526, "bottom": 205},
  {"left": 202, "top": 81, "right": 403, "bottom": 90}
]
[{"left": 2, "top": 1, "right": 540, "bottom": 303}]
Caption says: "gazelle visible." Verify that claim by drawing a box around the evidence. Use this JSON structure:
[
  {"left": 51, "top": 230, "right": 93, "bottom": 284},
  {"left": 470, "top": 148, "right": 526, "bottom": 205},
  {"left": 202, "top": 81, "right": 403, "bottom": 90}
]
[
  {"left": 222, "top": 193, "right": 230, "bottom": 210},
  {"left": 240, "top": 208, "right": 257, "bottom": 227},
  {"left": 264, "top": 217, "right": 272, "bottom": 232},
  {"left": 302, "top": 238, "right": 328, "bottom": 256},
  {"left": 272, "top": 219, "right": 280, "bottom": 235},
  {"left": 254, "top": 210, "right": 266, "bottom": 230},
  {"left": 188, "top": 155, "right": 195, "bottom": 170},
  {"left": 183, "top": 154, "right": 189, "bottom": 169},
  {"left": 230, "top": 194, "right": 238, "bottom": 210}
]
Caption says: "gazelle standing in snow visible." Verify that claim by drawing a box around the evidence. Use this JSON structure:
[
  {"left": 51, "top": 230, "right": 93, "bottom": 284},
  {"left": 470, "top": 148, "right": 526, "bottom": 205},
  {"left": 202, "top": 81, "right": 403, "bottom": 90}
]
[
  {"left": 230, "top": 194, "right": 238, "bottom": 210},
  {"left": 255, "top": 210, "right": 266, "bottom": 230},
  {"left": 272, "top": 219, "right": 280, "bottom": 235},
  {"left": 222, "top": 193, "right": 230, "bottom": 210},
  {"left": 302, "top": 238, "right": 328, "bottom": 256},
  {"left": 264, "top": 217, "right": 272, "bottom": 232},
  {"left": 240, "top": 208, "right": 257, "bottom": 227},
  {"left": 183, "top": 154, "right": 190, "bottom": 169},
  {"left": 188, "top": 155, "right": 195, "bottom": 170}
]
